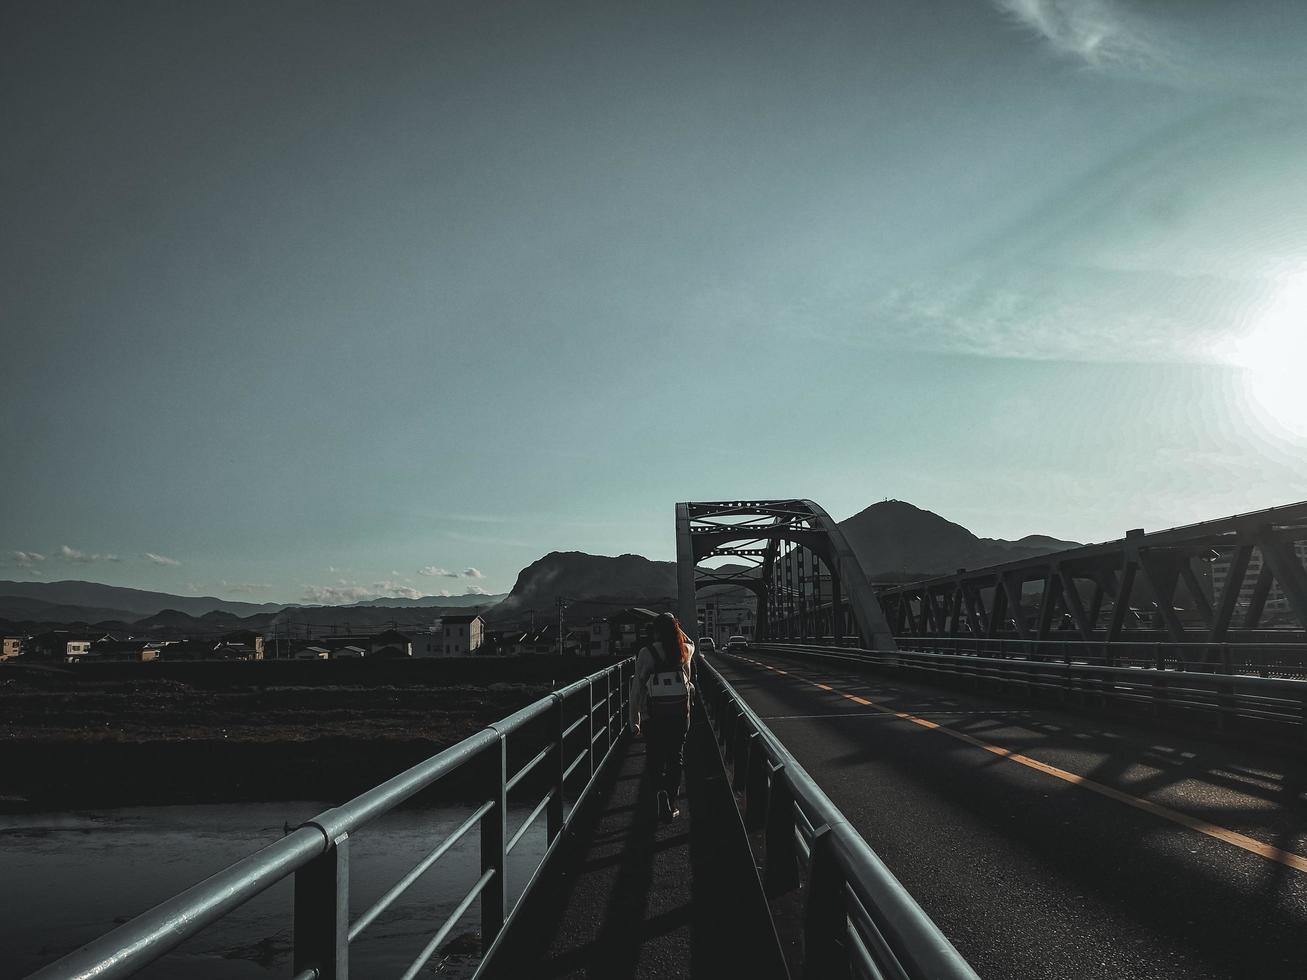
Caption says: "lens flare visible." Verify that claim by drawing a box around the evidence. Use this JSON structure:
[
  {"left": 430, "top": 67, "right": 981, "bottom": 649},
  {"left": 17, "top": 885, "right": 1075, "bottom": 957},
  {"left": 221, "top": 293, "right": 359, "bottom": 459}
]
[{"left": 1226, "top": 276, "right": 1307, "bottom": 442}]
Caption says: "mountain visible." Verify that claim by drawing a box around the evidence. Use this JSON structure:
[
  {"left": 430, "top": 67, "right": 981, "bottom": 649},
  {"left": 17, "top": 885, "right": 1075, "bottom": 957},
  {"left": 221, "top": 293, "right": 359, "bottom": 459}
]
[
  {"left": 0, "top": 581, "right": 286, "bottom": 618},
  {"left": 0, "top": 595, "right": 140, "bottom": 624},
  {"left": 837, "top": 501, "right": 1079, "bottom": 578},
  {"left": 346, "top": 594, "right": 507, "bottom": 608},
  {"left": 0, "top": 580, "right": 506, "bottom": 622},
  {"left": 489, "top": 552, "right": 678, "bottom": 624}
]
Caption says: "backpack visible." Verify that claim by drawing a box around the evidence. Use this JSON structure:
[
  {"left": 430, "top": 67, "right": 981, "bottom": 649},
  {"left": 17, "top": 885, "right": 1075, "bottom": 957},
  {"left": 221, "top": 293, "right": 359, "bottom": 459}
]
[{"left": 644, "top": 640, "right": 690, "bottom": 718}]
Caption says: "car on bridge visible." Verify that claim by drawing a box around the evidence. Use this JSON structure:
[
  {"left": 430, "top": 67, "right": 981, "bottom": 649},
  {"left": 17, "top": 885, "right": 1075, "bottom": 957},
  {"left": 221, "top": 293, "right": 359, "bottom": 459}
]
[
  {"left": 725, "top": 635, "right": 749, "bottom": 654},
  {"left": 697, "top": 636, "right": 716, "bottom": 656}
]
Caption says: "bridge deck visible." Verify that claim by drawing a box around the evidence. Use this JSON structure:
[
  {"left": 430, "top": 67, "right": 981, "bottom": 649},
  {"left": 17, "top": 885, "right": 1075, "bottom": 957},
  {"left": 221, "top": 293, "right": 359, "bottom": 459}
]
[
  {"left": 717, "top": 649, "right": 1307, "bottom": 980},
  {"left": 487, "top": 702, "right": 786, "bottom": 979}
]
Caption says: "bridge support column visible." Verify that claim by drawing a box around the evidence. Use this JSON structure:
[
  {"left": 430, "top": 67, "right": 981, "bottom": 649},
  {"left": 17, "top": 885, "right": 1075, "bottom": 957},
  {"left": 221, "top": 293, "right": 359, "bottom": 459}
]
[
  {"left": 548, "top": 693, "right": 565, "bottom": 844},
  {"left": 803, "top": 825, "right": 852, "bottom": 980},
  {"left": 764, "top": 769, "right": 799, "bottom": 894},
  {"left": 480, "top": 736, "right": 507, "bottom": 951},
  {"left": 293, "top": 830, "right": 350, "bottom": 980}
]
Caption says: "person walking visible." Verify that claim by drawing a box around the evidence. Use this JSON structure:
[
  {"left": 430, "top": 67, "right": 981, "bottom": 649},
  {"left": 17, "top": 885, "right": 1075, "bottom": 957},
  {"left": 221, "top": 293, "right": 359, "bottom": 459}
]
[{"left": 629, "top": 612, "right": 695, "bottom": 822}]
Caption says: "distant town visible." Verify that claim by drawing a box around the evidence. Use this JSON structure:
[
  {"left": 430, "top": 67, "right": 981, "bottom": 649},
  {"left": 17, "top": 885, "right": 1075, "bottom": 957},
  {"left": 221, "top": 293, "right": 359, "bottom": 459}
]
[{"left": 0, "top": 598, "right": 759, "bottom": 666}]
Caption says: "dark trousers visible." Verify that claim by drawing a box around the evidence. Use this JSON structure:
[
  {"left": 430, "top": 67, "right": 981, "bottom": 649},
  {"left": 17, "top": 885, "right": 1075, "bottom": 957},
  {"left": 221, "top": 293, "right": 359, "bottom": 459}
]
[{"left": 644, "top": 709, "right": 690, "bottom": 801}]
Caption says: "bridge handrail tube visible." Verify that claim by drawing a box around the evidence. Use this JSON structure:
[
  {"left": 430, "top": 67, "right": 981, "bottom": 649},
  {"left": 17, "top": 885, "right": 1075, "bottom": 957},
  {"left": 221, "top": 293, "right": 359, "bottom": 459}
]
[
  {"left": 762, "top": 642, "right": 1305, "bottom": 694},
  {"left": 700, "top": 658, "right": 978, "bottom": 980},
  {"left": 30, "top": 658, "right": 634, "bottom": 980},
  {"left": 760, "top": 642, "right": 1307, "bottom": 734}
]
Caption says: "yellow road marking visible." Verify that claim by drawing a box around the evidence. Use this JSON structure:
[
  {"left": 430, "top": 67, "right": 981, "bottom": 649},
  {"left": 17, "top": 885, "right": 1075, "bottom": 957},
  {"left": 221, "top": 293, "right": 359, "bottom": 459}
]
[{"left": 745, "top": 658, "right": 1307, "bottom": 874}]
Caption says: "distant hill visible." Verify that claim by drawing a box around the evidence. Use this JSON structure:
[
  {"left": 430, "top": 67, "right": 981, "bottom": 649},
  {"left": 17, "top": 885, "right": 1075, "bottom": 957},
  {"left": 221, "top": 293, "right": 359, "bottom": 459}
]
[
  {"left": 489, "top": 552, "right": 678, "bottom": 624},
  {"left": 0, "top": 595, "right": 139, "bottom": 624},
  {"left": 0, "top": 580, "right": 286, "bottom": 618},
  {"left": 346, "top": 594, "right": 507, "bottom": 608},
  {"left": 0, "top": 580, "right": 506, "bottom": 624},
  {"left": 837, "top": 501, "right": 1079, "bottom": 578}
]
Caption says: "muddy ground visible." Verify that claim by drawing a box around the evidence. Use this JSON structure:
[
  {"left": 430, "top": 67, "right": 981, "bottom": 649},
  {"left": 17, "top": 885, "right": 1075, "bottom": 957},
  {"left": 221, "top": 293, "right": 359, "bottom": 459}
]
[{"left": 0, "top": 659, "right": 621, "bottom": 808}]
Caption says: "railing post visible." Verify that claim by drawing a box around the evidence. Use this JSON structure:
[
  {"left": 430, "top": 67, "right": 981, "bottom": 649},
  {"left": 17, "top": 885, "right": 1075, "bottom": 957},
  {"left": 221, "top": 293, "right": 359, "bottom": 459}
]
[
  {"left": 724, "top": 701, "right": 742, "bottom": 762},
  {"left": 293, "top": 830, "right": 350, "bottom": 980},
  {"left": 764, "top": 766, "right": 799, "bottom": 893},
  {"left": 480, "top": 735, "right": 507, "bottom": 950},
  {"left": 604, "top": 668, "right": 614, "bottom": 755},
  {"left": 744, "top": 736, "right": 769, "bottom": 832},
  {"left": 803, "top": 825, "right": 852, "bottom": 980},
  {"left": 548, "top": 693, "right": 565, "bottom": 844},
  {"left": 732, "top": 727, "right": 753, "bottom": 792},
  {"left": 587, "top": 677, "right": 596, "bottom": 778}
]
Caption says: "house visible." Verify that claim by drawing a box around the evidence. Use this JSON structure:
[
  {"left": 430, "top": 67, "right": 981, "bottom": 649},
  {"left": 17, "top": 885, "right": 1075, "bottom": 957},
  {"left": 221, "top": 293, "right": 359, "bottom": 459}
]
[
  {"left": 293, "top": 645, "right": 331, "bottom": 660},
  {"left": 88, "top": 639, "right": 163, "bottom": 663},
  {"left": 330, "top": 645, "right": 368, "bottom": 659},
  {"left": 373, "top": 629, "right": 418, "bottom": 657},
  {"left": 159, "top": 639, "right": 220, "bottom": 661},
  {"left": 212, "top": 641, "right": 261, "bottom": 661},
  {"left": 220, "top": 630, "right": 265, "bottom": 659},
  {"left": 497, "top": 631, "right": 531, "bottom": 656},
  {"left": 587, "top": 619, "right": 611, "bottom": 657},
  {"left": 30, "top": 631, "right": 111, "bottom": 663},
  {"left": 1, "top": 636, "right": 24, "bottom": 660},
  {"left": 440, "top": 614, "right": 485, "bottom": 655},
  {"left": 607, "top": 608, "right": 659, "bottom": 656},
  {"left": 522, "top": 626, "right": 559, "bottom": 656}
]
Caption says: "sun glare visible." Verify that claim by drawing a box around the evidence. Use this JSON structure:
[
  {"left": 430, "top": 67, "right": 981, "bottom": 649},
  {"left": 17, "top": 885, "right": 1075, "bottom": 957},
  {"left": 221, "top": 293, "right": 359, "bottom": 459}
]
[{"left": 1227, "top": 275, "right": 1307, "bottom": 442}]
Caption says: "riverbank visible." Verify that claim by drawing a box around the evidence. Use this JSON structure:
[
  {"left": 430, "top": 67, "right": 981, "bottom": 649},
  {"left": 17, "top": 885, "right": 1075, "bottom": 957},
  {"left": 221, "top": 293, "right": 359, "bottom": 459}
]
[{"left": 0, "top": 657, "right": 620, "bottom": 809}]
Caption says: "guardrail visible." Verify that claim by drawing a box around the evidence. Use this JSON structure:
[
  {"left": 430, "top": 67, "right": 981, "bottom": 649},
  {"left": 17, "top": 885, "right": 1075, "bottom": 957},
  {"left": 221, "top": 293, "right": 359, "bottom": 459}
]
[
  {"left": 763, "top": 633, "right": 1307, "bottom": 677},
  {"left": 758, "top": 642, "right": 1307, "bottom": 740},
  {"left": 29, "top": 658, "right": 633, "bottom": 980},
  {"left": 697, "top": 657, "right": 979, "bottom": 980},
  {"left": 886, "top": 634, "right": 1307, "bottom": 679}
]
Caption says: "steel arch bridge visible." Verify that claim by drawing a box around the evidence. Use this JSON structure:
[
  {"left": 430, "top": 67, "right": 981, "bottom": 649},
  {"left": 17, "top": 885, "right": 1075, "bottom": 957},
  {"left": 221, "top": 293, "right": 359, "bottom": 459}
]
[{"left": 675, "top": 499, "right": 897, "bottom": 649}]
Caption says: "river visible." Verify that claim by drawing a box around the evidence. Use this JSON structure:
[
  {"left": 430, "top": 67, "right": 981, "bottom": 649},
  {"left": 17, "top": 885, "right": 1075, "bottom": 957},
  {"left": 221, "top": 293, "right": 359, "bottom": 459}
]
[{"left": 1, "top": 801, "right": 549, "bottom": 978}]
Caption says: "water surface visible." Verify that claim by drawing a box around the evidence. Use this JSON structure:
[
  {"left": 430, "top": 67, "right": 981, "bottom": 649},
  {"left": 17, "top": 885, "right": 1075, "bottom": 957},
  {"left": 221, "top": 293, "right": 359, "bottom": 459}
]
[{"left": 1, "top": 801, "right": 548, "bottom": 978}]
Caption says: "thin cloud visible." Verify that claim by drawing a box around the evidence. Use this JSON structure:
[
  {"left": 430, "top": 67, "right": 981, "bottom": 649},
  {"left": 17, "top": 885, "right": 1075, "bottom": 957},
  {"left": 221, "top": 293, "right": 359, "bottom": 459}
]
[
  {"left": 11, "top": 550, "right": 46, "bottom": 566},
  {"left": 59, "top": 544, "right": 120, "bottom": 563},
  {"left": 419, "top": 566, "right": 459, "bottom": 578},
  {"left": 462, "top": 567, "right": 484, "bottom": 579},
  {"left": 301, "top": 580, "right": 426, "bottom": 604},
  {"left": 144, "top": 552, "right": 180, "bottom": 566},
  {"left": 465, "top": 585, "right": 491, "bottom": 596},
  {"left": 993, "top": 0, "right": 1167, "bottom": 71}
]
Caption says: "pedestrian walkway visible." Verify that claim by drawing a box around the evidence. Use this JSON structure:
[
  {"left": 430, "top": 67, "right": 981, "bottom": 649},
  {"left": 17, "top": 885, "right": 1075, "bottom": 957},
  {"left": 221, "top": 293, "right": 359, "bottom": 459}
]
[{"left": 486, "top": 703, "right": 787, "bottom": 979}]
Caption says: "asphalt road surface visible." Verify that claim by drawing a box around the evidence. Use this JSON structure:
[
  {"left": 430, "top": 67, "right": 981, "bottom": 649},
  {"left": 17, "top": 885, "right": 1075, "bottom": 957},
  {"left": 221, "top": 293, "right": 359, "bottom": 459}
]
[{"left": 716, "top": 649, "right": 1307, "bottom": 980}]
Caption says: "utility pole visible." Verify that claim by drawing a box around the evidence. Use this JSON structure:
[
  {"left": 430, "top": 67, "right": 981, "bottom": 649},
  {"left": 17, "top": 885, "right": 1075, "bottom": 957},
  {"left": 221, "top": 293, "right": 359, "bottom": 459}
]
[{"left": 556, "top": 597, "right": 567, "bottom": 657}]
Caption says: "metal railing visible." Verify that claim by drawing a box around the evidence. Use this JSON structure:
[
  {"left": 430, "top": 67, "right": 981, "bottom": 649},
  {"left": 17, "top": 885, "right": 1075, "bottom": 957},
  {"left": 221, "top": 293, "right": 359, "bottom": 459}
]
[
  {"left": 29, "top": 658, "right": 633, "bottom": 980},
  {"left": 886, "top": 634, "right": 1307, "bottom": 679},
  {"left": 758, "top": 642, "right": 1307, "bottom": 739},
  {"left": 698, "top": 657, "right": 978, "bottom": 980}
]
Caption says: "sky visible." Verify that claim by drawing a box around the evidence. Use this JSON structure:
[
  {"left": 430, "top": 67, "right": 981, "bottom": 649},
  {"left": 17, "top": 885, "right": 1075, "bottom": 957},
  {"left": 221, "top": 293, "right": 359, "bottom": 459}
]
[{"left": 4, "top": 0, "right": 1307, "bottom": 604}]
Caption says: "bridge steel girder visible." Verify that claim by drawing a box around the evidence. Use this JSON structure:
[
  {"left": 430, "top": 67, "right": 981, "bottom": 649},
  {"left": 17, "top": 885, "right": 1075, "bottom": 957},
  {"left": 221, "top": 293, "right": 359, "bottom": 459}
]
[
  {"left": 877, "top": 499, "right": 1307, "bottom": 645},
  {"left": 676, "top": 499, "right": 898, "bottom": 651}
]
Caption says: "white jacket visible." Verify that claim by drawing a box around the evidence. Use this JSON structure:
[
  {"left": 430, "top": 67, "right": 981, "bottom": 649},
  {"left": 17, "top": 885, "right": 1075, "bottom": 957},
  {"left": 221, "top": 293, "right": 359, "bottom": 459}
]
[{"left": 629, "top": 637, "right": 695, "bottom": 730}]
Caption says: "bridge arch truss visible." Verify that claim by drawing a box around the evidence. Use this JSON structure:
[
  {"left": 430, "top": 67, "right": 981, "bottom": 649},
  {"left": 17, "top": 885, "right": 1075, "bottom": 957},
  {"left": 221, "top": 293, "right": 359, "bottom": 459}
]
[{"left": 675, "top": 499, "right": 896, "bottom": 649}]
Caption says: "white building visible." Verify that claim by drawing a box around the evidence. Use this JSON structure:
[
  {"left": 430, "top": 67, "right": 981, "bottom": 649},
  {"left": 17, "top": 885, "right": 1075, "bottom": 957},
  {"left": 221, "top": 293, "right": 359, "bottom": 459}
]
[
  {"left": 588, "top": 619, "right": 611, "bottom": 656},
  {"left": 1210, "top": 542, "right": 1307, "bottom": 616},
  {"left": 441, "top": 614, "right": 485, "bottom": 655}
]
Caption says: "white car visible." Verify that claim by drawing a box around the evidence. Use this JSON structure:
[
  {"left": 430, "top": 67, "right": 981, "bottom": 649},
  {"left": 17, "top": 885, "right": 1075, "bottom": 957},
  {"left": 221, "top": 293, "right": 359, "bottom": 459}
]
[
  {"left": 725, "top": 635, "right": 749, "bottom": 654},
  {"left": 697, "top": 637, "right": 716, "bottom": 656}
]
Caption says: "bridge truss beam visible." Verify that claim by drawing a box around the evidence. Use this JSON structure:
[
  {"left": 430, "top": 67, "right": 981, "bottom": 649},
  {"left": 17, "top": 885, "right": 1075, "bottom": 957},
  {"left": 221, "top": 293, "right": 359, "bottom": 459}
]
[
  {"left": 676, "top": 499, "right": 897, "bottom": 650},
  {"left": 877, "top": 500, "right": 1307, "bottom": 661}
]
